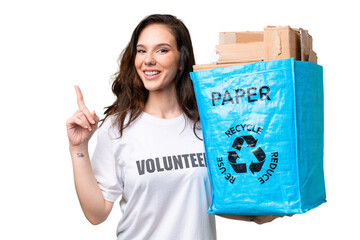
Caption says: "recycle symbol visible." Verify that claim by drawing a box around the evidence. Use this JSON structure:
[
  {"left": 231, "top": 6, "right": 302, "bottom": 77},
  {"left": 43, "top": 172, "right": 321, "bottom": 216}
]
[{"left": 228, "top": 135, "right": 266, "bottom": 174}]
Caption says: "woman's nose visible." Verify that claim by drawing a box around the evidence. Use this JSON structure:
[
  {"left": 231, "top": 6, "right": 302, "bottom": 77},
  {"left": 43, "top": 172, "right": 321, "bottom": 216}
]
[{"left": 144, "top": 53, "right": 156, "bottom": 66}]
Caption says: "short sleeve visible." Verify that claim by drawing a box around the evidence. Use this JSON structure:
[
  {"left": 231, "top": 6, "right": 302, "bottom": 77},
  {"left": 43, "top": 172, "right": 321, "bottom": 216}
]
[{"left": 91, "top": 120, "right": 123, "bottom": 202}]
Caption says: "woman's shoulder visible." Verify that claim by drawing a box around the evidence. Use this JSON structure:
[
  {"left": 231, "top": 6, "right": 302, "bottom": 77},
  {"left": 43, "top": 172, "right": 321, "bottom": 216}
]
[
  {"left": 98, "top": 114, "right": 120, "bottom": 138},
  {"left": 98, "top": 112, "right": 135, "bottom": 138}
]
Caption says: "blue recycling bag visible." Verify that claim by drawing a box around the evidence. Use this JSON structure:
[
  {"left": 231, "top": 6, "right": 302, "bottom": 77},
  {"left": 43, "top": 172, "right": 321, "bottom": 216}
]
[{"left": 190, "top": 58, "right": 326, "bottom": 215}]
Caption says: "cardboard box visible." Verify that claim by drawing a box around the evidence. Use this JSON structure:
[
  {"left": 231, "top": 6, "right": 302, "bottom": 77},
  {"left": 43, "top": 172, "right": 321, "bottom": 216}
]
[
  {"left": 299, "top": 28, "right": 317, "bottom": 63},
  {"left": 193, "top": 26, "right": 317, "bottom": 71},
  {"left": 193, "top": 61, "right": 256, "bottom": 72},
  {"left": 264, "top": 26, "right": 301, "bottom": 61},
  {"left": 219, "top": 31, "right": 264, "bottom": 44},
  {"left": 216, "top": 41, "right": 264, "bottom": 63}
]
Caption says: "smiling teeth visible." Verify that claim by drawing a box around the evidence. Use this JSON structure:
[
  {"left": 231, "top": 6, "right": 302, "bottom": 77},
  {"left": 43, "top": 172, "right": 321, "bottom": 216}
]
[{"left": 145, "top": 71, "right": 160, "bottom": 76}]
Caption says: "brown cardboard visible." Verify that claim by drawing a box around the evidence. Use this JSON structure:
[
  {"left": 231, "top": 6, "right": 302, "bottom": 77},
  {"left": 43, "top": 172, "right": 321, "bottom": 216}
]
[
  {"left": 220, "top": 31, "right": 264, "bottom": 44},
  {"left": 219, "top": 32, "right": 236, "bottom": 45},
  {"left": 308, "top": 50, "right": 318, "bottom": 64},
  {"left": 194, "top": 26, "right": 317, "bottom": 72},
  {"left": 216, "top": 42, "right": 264, "bottom": 63},
  {"left": 299, "top": 28, "right": 317, "bottom": 64},
  {"left": 193, "top": 61, "right": 257, "bottom": 72},
  {"left": 264, "top": 26, "right": 301, "bottom": 61},
  {"left": 299, "top": 28, "right": 312, "bottom": 61}
]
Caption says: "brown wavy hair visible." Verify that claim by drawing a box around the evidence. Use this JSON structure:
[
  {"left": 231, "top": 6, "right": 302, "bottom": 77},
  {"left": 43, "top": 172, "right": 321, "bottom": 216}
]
[{"left": 102, "top": 14, "right": 200, "bottom": 138}]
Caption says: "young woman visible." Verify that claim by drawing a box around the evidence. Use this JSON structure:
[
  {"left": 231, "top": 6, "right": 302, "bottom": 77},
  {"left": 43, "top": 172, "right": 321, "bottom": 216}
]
[
  {"left": 66, "top": 14, "right": 282, "bottom": 240},
  {"left": 67, "top": 14, "right": 216, "bottom": 239}
]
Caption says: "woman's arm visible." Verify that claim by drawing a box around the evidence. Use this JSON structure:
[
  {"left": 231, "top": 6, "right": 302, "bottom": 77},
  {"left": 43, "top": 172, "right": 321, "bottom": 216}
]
[
  {"left": 67, "top": 86, "right": 113, "bottom": 225},
  {"left": 70, "top": 144, "right": 113, "bottom": 225}
]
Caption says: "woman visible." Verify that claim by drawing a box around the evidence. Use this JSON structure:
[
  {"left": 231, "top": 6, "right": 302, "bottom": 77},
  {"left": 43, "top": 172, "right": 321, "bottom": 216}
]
[
  {"left": 67, "top": 14, "right": 216, "bottom": 239},
  {"left": 66, "top": 14, "right": 282, "bottom": 240}
]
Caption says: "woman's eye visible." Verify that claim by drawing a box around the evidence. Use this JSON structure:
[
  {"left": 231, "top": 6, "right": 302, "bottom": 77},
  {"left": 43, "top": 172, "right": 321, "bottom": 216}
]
[
  {"left": 158, "top": 49, "right": 169, "bottom": 53},
  {"left": 137, "top": 49, "right": 146, "bottom": 53}
]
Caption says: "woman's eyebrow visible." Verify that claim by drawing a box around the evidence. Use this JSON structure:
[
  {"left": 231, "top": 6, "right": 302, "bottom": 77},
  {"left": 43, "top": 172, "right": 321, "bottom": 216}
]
[
  {"left": 136, "top": 43, "right": 173, "bottom": 48},
  {"left": 156, "top": 43, "right": 172, "bottom": 48}
]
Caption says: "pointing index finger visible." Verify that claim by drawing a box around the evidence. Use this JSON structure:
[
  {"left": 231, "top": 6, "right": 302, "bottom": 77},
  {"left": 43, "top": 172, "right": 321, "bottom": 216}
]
[
  {"left": 74, "top": 85, "right": 85, "bottom": 107},
  {"left": 74, "top": 85, "right": 96, "bottom": 125}
]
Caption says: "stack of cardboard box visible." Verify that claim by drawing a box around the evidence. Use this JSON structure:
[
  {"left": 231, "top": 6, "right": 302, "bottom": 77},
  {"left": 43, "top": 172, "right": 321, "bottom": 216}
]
[{"left": 193, "top": 26, "right": 317, "bottom": 72}]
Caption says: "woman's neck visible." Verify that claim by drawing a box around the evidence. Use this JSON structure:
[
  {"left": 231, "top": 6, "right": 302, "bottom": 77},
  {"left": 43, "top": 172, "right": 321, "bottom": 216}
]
[{"left": 144, "top": 88, "right": 182, "bottom": 119}]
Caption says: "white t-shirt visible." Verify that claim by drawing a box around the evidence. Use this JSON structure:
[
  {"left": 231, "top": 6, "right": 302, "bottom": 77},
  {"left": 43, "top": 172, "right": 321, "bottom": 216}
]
[{"left": 91, "top": 112, "right": 216, "bottom": 240}]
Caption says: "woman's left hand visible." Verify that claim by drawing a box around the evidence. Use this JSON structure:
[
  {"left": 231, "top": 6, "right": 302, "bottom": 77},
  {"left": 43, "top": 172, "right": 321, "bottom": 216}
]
[
  {"left": 251, "top": 215, "right": 288, "bottom": 224},
  {"left": 217, "top": 214, "right": 293, "bottom": 224}
]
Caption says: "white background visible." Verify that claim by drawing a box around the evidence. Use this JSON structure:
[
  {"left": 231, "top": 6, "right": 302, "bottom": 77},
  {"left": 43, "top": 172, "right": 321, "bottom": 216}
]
[{"left": 1, "top": 0, "right": 359, "bottom": 239}]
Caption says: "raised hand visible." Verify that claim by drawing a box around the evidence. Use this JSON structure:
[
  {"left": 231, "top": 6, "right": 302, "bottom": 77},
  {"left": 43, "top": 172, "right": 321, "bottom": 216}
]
[{"left": 66, "top": 85, "right": 99, "bottom": 148}]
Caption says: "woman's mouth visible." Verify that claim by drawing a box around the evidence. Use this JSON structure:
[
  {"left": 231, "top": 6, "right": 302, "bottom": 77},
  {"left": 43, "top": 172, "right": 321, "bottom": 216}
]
[
  {"left": 145, "top": 71, "right": 160, "bottom": 76},
  {"left": 144, "top": 70, "right": 161, "bottom": 79}
]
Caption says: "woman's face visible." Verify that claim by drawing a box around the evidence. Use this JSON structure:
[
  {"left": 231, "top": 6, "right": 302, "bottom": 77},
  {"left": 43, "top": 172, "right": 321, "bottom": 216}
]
[{"left": 135, "top": 24, "right": 180, "bottom": 94}]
